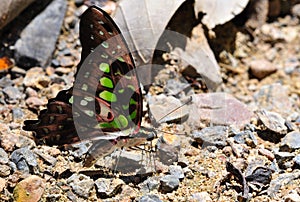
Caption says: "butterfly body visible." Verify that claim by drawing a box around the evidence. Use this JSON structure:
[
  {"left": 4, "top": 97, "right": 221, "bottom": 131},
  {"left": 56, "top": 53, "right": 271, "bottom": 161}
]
[{"left": 23, "top": 6, "right": 156, "bottom": 167}]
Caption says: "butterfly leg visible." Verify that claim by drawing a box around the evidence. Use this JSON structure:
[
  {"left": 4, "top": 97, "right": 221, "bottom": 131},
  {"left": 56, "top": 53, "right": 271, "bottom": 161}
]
[{"left": 113, "top": 147, "right": 125, "bottom": 174}]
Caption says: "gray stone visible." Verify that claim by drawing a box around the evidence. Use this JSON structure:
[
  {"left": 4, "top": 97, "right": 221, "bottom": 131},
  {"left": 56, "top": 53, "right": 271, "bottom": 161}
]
[
  {"left": 107, "top": 150, "right": 151, "bottom": 174},
  {"left": 69, "top": 142, "right": 89, "bottom": 159},
  {"left": 169, "top": 165, "right": 184, "bottom": 180},
  {"left": 3, "top": 86, "right": 23, "bottom": 103},
  {"left": 138, "top": 176, "right": 160, "bottom": 193},
  {"left": 12, "top": 107, "right": 24, "bottom": 121},
  {"left": 95, "top": 178, "right": 124, "bottom": 198},
  {"left": 10, "top": 148, "right": 38, "bottom": 172},
  {"left": 157, "top": 136, "right": 180, "bottom": 165},
  {"left": 67, "top": 174, "right": 94, "bottom": 199},
  {"left": 232, "top": 129, "right": 257, "bottom": 147},
  {"left": 33, "top": 148, "right": 57, "bottom": 166},
  {"left": 274, "top": 149, "right": 295, "bottom": 169},
  {"left": 138, "top": 194, "right": 162, "bottom": 202},
  {"left": 0, "top": 77, "right": 13, "bottom": 88},
  {"left": 0, "top": 148, "right": 9, "bottom": 164},
  {"left": 14, "top": 0, "right": 67, "bottom": 68},
  {"left": 160, "top": 175, "right": 180, "bottom": 193},
  {"left": 190, "top": 192, "right": 212, "bottom": 202},
  {"left": 293, "top": 155, "right": 300, "bottom": 167},
  {"left": 254, "top": 83, "right": 293, "bottom": 116},
  {"left": 148, "top": 94, "right": 189, "bottom": 124},
  {"left": 192, "top": 126, "right": 228, "bottom": 148},
  {"left": 267, "top": 171, "right": 300, "bottom": 197},
  {"left": 164, "top": 79, "right": 191, "bottom": 96},
  {"left": 0, "top": 165, "right": 11, "bottom": 177},
  {"left": 187, "top": 93, "right": 253, "bottom": 129},
  {"left": 280, "top": 131, "right": 300, "bottom": 152},
  {"left": 256, "top": 109, "right": 287, "bottom": 134}
]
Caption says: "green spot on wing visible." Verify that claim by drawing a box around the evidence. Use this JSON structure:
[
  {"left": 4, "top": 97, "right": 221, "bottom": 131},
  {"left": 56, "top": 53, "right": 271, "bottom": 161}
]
[
  {"left": 69, "top": 96, "right": 73, "bottom": 104},
  {"left": 122, "top": 104, "right": 129, "bottom": 110},
  {"left": 117, "top": 115, "right": 129, "bottom": 128},
  {"left": 84, "top": 110, "right": 94, "bottom": 117},
  {"left": 84, "top": 96, "right": 94, "bottom": 101},
  {"left": 97, "top": 122, "right": 112, "bottom": 129},
  {"left": 129, "top": 110, "right": 137, "bottom": 120},
  {"left": 57, "top": 106, "right": 63, "bottom": 113},
  {"left": 84, "top": 72, "right": 90, "bottom": 78},
  {"left": 117, "top": 57, "right": 125, "bottom": 62},
  {"left": 130, "top": 98, "right": 137, "bottom": 105},
  {"left": 99, "top": 63, "right": 110, "bottom": 73},
  {"left": 100, "top": 77, "right": 113, "bottom": 88},
  {"left": 43, "top": 128, "right": 49, "bottom": 134},
  {"left": 101, "top": 54, "right": 108, "bottom": 59},
  {"left": 128, "top": 85, "right": 135, "bottom": 92},
  {"left": 99, "top": 31, "right": 104, "bottom": 35},
  {"left": 81, "top": 84, "right": 88, "bottom": 91},
  {"left": 114, "top": 71, "right": 122, "bottom": 76},
  {"left": 99, "top": 91, "right": 117, "bottom": 102},
  {"left": 101, "top": 42, "right": 109, "bottom": 48},
  {"left": 49, "top": 116, "right": 54, "bottom": 124},
  {"left": 118, "top": 89, "right": 125, "bottom": 93},
  {"left": 97, "top": 116, "right": 129, "bottom": 130},
  {"left": 80, "top": 100, "right": 88, "bottom": 106}
]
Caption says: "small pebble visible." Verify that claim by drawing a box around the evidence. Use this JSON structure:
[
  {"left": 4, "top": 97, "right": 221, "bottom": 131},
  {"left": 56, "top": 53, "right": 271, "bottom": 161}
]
[
  {"left": 138, "top": 194, "right": 162, "bottom": 202},
  {"left": 190, "top": 192, "right": 212, "bottom": 202},
  {"left": 0, "top": 148, "right": 9, "bottom": 164},
  {"left": 67, "top": 174, "right": 94, "bottom": 199},
  {"left": 13, "top": 175, "right": 45, "bottom": 202},
  {"left": 0, "top": 177, "right": 5, "bottom": 192},
  {"left": 249, "top": 59, "right": 277, "bottom": 79},
  {"left": 95, "top": 178, "right": 124, "bottom": 198},
  {"left": 10, "top": 148, "right": 38, "bottom": 172},
  {"left": 169, "top": 165, "right": 184, "bottom": 180},
  {"left": 160, "top": 175, "right": 180, "bottom": 193},
  {"left": 0, "top": 165, "right": 11, "bottom": 177}
]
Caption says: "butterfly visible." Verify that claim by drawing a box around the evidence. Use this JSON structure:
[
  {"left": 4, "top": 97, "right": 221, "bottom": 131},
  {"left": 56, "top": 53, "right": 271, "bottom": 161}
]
[{"left": 23, "top": 6, "right": 156, "bottom": 167}]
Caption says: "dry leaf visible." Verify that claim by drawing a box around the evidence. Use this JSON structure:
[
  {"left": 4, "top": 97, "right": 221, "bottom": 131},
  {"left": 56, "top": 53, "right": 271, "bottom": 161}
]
[
  {"left": 195, "top": 0, "right": 249, "bottom": 29},
  {"left": 113, "top": 0, "right": 186, "bottom": 65}
]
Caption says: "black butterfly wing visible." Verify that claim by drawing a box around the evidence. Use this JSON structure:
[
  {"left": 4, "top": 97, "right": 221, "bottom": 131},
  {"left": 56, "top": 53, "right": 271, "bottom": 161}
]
[{"left": 24, "top": 6, "right": 143, "bottom": 145}]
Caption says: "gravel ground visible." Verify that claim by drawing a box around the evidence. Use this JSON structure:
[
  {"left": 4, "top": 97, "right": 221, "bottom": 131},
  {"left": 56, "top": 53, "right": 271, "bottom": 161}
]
[{"left": 0, "top": 1, "right": 300, "bottom": 201}]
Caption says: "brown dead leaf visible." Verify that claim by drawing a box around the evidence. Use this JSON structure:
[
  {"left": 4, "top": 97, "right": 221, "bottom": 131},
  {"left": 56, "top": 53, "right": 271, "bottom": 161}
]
[{"left": 195, "top": 0, "right": 249, "bottom": 29}]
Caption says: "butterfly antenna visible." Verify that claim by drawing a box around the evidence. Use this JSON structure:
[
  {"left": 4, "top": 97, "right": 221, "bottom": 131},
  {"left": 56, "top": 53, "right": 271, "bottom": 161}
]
[{"left": 156, "top": 96, "right": 192, "bottom": 123}]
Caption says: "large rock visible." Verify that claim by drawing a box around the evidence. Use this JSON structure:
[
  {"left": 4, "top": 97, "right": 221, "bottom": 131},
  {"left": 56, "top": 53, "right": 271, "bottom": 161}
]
[
  {"left": 14, "top": 0, "right": 67, "bottom": 68},
  {"left": 187, "top": 93, "right": 253, "bottom": 129}
]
